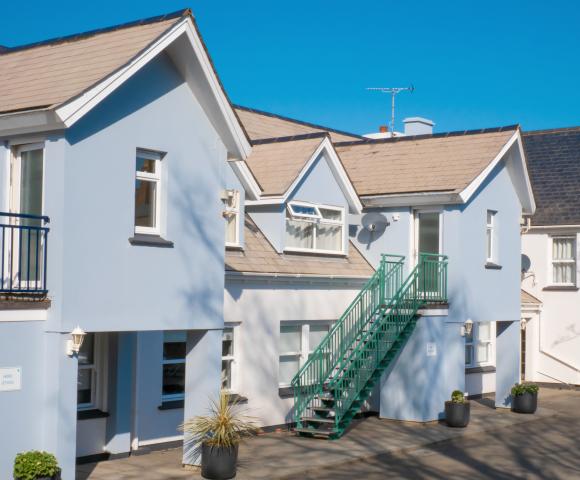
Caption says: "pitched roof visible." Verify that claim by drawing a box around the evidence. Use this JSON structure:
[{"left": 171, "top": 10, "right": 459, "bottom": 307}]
[
  {"left": 234, "top": 105, "right": 362, "bottom": 143},
  {"left": 246, "top": 133, "right": 327, "bottom": 196},
  {"left": 226, "top": 216, "right": 374, "bottom": 277},
  {"left": 522, "top": 127, "right": 580, "bottom": 226},
  {"left": 0, "top": 10, "right": 187, "bottom": 114},
  {"left": 335, "top": 127, "right": 518, "bottom": 197},
  {"left": 521, "top": 289, "right": 542, "bottom": 305}
]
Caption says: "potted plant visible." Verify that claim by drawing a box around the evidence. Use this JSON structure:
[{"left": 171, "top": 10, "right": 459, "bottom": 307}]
[
  {"left": 511, "top": 383, "right": 539, "bottom": 414},
  {"left": 181, "top": 391, "right": 258, "bottom": 480},
  {"left": 444, "top": 390, "right": 470, "bottom": 427},
  {"left": 13, "top": 451, "right": 61, "bottom": 480}
]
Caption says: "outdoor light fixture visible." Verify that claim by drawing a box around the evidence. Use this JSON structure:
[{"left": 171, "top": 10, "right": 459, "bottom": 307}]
[
  {"left": 461, "top": 319, "right": 474, "bottom": 337},
  {"left": 66, "top": 326, "right": 86, "bottom": 356},
  {"left": 520, "top": 319, "right": 527, "bottom": 331}
]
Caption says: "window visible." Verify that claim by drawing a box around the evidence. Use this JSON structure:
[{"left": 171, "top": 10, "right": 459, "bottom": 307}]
[
  {"left": 465, "top": 322, "right": 494, "bottom": 367},
  {"left": 162, "top": 331, "right": 186, "bottom": 401},
  {"left": 221, "top": 326, "right": 238, "bottom": 391},
  {"left": 78, "top": 333, "right": 97, "bottom": 409},
  {"left": 552, "top": 237, "right": 576, "bottom": 285},
  {"left": 285, "top": 201, "right": 344, "bottom": 254},
  {"left": 486, "top": 210, "right": 496, "bottom": 262},
  {"left": 223, "top": 190, "right": 240, "bottom": 246},
  {"left": 278, "top": 322, "right": 331, "bottom": 387},
  {"left": 135, "top": 149, "right": 163, "bottom": 234}
]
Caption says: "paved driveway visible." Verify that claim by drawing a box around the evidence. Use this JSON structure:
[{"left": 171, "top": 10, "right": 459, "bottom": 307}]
[{"left": 77, "top": 388, "right": 579, "bottom": 479}]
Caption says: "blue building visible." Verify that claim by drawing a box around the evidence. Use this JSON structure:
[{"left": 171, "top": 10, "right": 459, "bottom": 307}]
[{"left": 0, "top": 9, "right": 535, "bottom": 479}]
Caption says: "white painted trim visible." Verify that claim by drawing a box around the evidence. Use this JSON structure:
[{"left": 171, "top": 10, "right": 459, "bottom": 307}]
[
  {"left": 245, "top": 138, "right": 363, "bottom": 214},
  {"left": 417, "top": 308, "right": 449, "bottom": 316},
  {"left": 0, "top": 309, "right": 48, "bottom": 322},
  {"left": 138, "top": 434, "right": 183, "bottom": 447},
  {"left": 227, "top": 161, "right": 261, "bottom": 200},
  {"left": 225, "top": 271, "right": 371, "bottom": 286},
  {"left": 54, "top": 18, "right": 250, "bottom": 160},
  {"left": 528, "top": 225, "right": 580, "bottom": 230},
  {"left": 0, "top": 109, "right": 65, "bottom": 138},
  {"left": 362, "top": 191, "right": 459, "bottom": 208},
  {"left": 459, "top": 132, "right": 518, "bottom": 204}
]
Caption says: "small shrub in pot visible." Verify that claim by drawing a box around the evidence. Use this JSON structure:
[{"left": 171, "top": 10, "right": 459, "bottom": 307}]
[
  {"left": 13, "top": 451, "right": 61, "bottom": 480},
  {"left": 445, "top": 390, "right": 470, "bottom": 427},
  {"left": 180, "top": 391, "right": 258, "bottom": 480},
  {"left": 511, "top": 383, "right": 539, "bottom": 414}
]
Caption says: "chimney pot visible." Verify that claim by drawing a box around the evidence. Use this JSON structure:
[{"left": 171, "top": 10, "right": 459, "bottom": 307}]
[{"left": 379, "top": 125, "right": 388, "bottom": 133}]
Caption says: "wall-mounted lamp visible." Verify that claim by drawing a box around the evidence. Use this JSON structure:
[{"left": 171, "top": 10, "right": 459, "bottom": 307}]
[
  {"left": 66, "top": 326, "right": 86, "bottom": 356},
  {"left": 461, "top": 319, "right": 473, "bottom": 337},
  {"left": 520, "top": 319, "right": 527, "bottom": 331}
]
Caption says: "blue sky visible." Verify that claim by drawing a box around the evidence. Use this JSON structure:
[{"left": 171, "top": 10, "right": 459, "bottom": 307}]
[{"left": 2, "top": 1, "right": 579, "bottom": 135}]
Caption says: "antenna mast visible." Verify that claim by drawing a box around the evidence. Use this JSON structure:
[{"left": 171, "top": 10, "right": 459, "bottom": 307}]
[{"left": 366, "top": 86, "right": 414, "bottom": 135}]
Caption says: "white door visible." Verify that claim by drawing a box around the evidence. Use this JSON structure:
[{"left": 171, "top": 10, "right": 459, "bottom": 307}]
[{"left": 414, "top": 210, "right": 441, "bottom": 262}]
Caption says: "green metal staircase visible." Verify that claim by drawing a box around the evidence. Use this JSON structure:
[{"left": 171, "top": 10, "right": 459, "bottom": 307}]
[{"left": 292, "top": 253, "right": 448, "bottom": 439}]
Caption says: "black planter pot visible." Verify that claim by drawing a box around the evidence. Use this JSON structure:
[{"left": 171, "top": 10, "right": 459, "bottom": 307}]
[
  {"left": 444, "top": 401, "right": 470, "bottom": 427},
  {"left": 512, "top": 392, "right": 538, "bottom": 414},
  {"left": 17, "top": 469, "right": 61, "bottom": 480},
  {"left": 201, "top": 443, "right": 238, "bottom": 480}
]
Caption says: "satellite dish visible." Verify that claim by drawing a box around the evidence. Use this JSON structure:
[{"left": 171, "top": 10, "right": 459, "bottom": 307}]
[
  {"left": 521, "top": 254, "right": 531, "bottom": 273},
  {"left": 361, "top": 212, "right": 389, "bottom": 236}
]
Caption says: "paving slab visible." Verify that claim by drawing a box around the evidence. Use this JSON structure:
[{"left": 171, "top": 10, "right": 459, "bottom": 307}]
[{"left": 78, "top": 397, "right": 556, "bottom": 480}]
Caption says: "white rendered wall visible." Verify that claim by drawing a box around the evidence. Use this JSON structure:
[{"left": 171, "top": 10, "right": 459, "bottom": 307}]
[{"left": 522, "top": 230, "right": 580, "bottom": 385}]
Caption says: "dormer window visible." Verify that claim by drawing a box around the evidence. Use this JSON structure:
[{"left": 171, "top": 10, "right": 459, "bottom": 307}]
[{"left": 285, "top": 201, "right": 344, "bottom": 254}]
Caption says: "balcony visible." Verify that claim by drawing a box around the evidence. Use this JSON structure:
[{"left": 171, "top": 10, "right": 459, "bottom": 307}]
[{"left": 0, "top": 212, "right": 49, "bottom": 297}]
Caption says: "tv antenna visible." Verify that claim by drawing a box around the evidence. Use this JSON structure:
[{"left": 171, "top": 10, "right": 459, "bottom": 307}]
[{"left": 366, "top": 86, "right": 414, "bottom": 135}]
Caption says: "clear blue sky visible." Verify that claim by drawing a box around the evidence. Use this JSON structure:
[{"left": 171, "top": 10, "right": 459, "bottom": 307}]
[{"left": 2, "top": 1, "right": 579, "bottom": 135}]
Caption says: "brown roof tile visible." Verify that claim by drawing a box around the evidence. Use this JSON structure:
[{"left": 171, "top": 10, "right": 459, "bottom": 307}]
[
  {"left": 0, "top": 11, "right": 186, "bottom": 114},
  {"left": 234, "top": 106, "right": 362, "bottom": 143},
  {"left": 246, "top": 135, "right": 326, "bottom": 196},
  {"left": 226, "top": 216, "right": 374, "bottom": 277},
  {"left": 335, "top": 128, "right": 517, "bottom": 197}
]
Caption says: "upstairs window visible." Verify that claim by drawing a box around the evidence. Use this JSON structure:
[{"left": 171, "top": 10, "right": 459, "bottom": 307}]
[
  {"left": 285, "top": 201, "right": 344, "bottom": 254},
  {"left": 223, "top": 190, "right": 240, "bottom": 246},
  {"left": 552, "top": 236, "right": 576, "bottom": 285},
  {"left": 486, "top": 210, "right": 496, "bottom": 262},
  {"left": 135, "top": 149, "right": 163, "bottom": 235}
]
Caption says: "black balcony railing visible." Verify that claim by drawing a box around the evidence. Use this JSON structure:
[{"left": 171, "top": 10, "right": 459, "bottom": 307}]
[{"left": 0, "top": 212, "right": 50, "bottom": 295}]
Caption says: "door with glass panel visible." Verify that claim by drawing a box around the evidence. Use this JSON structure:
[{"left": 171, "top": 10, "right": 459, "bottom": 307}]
[
  {"left": 414, "top": 210, "right": 441, "bottom": 294},
  {"left": 8, "top": 144, "right": 44, "bottom": 289}
]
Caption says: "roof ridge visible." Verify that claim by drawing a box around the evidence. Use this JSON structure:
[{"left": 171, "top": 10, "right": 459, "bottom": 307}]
[
  {"left": 234, "top": 104, "right": 364, "bottom": 140},
  {"left": 523, "top": 126, "right": 580, "bottom": 136},
  {"left": 334, "top": 125, "right": 520, "bottom": 147},
  {"left": 251, "top": 132, "right": 329, "bottom": 145},
  {"left": 0, "top": 9, "right": 190, "bottom": 55}
]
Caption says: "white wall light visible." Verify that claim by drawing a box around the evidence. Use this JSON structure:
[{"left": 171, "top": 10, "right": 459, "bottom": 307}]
[
  {"left": 461, "top": 319, "right": 473, "bottom": 337},
  {"left": 66, "top": 326, "right": 86, "bottom": 356}
]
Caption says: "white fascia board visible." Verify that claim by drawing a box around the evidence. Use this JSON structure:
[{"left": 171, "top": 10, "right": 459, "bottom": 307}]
[
  {"left": 228, "top": 160, "right": 261, "bottom": 200},
  {"left": 0, "top": 109, "right": 65, "bottom": 138},
  {"left": 528, "top": 225, "right": 580, "bottom": 230},
  {"left": 361, "top": 191, "right": 459, "bottom": 208},
  {"left": 245, "top": 137, "right": 363, "bottom": 213},
  {"left": 54, "top": 18, "right": 250, "bottom": 160},
  {"left": 457, "top": 131, "right": 516, "bottom": 201},
  {"left": 513, "top": 133, "right": 536, "bottom": 215},
  {"left": 225, "top": 270, "right": 371, "bottom": 286}
]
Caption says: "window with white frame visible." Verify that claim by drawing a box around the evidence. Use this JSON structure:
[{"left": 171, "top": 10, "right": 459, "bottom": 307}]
[
  {"left": 223, "top": 190, "right": 240, "bottom": 246},
  {"left": 162, "top": 331, "right": 186, "bottom": 401},
  {"left": 552, "top": 236, "right": 576, "bottom": 285},
  {"left": 465, "top": 322, "right": 494, "bottom": 367},
  {"left": 135, "top": 149, "right": 163, "bottom": 234},
  {"left": 278, "top": 322, "right": 331, "bottom": 386},
  {"left": 486, "top": 210, "right": 496, "bottom": 262},
  {"left": 285, "top": 201, "right": 344, "bottom": 254},
  {"left": 222, "top": 326, "right": 238, "bottom": 391},
  {"left": 77, "top": 333, "right": 107, "bottom": 410}
]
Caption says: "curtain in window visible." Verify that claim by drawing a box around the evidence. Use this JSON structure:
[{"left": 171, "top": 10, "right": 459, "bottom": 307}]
[
  {"left": 317, "top": 224, "right": 342, "bottom": 251},
  {"left": 553, "top": 238, "right": 575, "bottom": 284},
  {"left": 286, "top": 219, "right": 314, "bottom": 249}
]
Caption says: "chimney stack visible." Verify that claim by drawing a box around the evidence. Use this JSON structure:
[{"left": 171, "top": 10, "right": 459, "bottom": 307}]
[
  {"left": 403, "top": 117, "right": 434, "bottom": 136},
  {"left": 379, "top": 125, "right": 388, "bottom": 133}
]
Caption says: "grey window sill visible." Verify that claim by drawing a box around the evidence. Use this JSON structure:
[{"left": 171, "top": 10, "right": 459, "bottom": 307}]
[
  {"left": 485, "top": 262, "right": 502, "bottom": 270},
  {"left": 158, "top": 394, "right": 248, "bottom": 411},
  {"left": 278, "top": 387, "right": 293, "bottom": 398},
  {"left": 226, "top": 245, "right": 244, "bottom": 251},
  {"left": 543, "top": 285, "right": 579, "bottom": 291},
  {"left": 77, "top": 409, "right": 110, "bottom": 420},
  {"left": 466, "top": 365, "right": 496, "bottom": 374},
  {"left": 129, "top": 234, "right": 174, "bottom": 248}
]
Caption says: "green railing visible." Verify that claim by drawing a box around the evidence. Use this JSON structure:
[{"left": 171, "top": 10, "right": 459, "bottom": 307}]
[
  {"left": 291, "top": 254, "right": 405, "bottom": 427},
  {"left": 292, "top": 253, "right": 448, "bottom": 437}
]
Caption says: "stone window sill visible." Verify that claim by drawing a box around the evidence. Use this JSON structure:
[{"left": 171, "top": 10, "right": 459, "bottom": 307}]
[
  {"left": 484, "top": 262, "right": 502, "bottom": 270},
  {"left": 129, "top": 234, "right": 174, "bottom": 248},
  {"left": 543, "top": 285, "right": 579, "bottom": 291},
  {"left": 466, "top": 365, "right": 496, "bottom": 374},
  {"left": 77, "top": 409, "right": 109, "bottom": 420},
  {"left": 158, "top": 394, "right": 248, "bottom": 411}
]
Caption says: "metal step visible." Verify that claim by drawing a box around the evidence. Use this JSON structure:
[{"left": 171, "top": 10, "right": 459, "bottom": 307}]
[
  {"left": 294, "top": 427, "right": 336, "bottom": 438},
  {"left": 301, "top": 416, "right": 335, "bottom": 424},
  {"left": 312, "top": 406, "right": 334, "bottom": 414}
]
